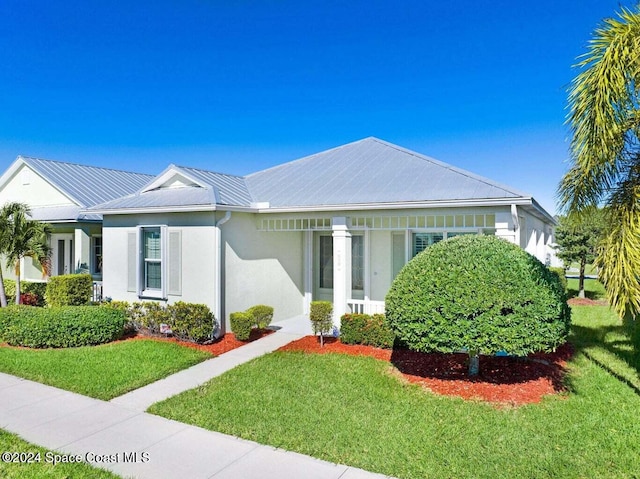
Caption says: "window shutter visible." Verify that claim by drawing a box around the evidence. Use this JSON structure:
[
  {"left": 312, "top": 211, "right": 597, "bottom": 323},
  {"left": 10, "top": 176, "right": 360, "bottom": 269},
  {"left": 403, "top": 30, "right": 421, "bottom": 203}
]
[
  {"left": 127, "top": 232, "right": 137, "bottom": 293},
  {"left": 168, "top": 230, "right": 182, "bottom": 296}
]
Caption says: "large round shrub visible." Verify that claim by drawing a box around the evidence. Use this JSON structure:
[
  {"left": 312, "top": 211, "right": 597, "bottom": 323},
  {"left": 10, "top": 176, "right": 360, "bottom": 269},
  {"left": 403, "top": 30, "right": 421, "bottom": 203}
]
[
  {"left": 385, "top": 235, "right": 570, "bottom": 372},
  {"left": 1, "top": 305, "right": 126, "bottom": 348}
]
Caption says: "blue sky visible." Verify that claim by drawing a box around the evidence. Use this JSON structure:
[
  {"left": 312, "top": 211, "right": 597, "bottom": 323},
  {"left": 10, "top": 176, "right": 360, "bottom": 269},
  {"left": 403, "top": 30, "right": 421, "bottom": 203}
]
[{"left": 0, "top": 1, "right": 633, "bottom": 214}]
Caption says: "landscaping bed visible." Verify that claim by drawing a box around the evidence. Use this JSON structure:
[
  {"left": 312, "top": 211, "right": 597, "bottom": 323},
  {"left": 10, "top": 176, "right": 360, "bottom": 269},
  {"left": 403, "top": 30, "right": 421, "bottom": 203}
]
[
  {"left": 124, "top": 328, "right": 274, "bottom": 355},
  {"left": 279, "top": 336, "right": 572, "bottom": 405}
]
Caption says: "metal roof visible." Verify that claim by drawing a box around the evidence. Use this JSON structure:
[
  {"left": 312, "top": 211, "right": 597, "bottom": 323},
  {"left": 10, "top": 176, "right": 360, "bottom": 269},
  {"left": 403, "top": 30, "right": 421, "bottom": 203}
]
[
  {"left": 174, "top": 166, "right": 252, "bottom": 206},
  {"left": 91, "top": 187, "right": 217, "bottom": 210},
  {"left": 21, "top": 156, "right": 153, "bottom": 208},
  {"left": 246, "top": 137, "right": 529, "bottom": 208}
]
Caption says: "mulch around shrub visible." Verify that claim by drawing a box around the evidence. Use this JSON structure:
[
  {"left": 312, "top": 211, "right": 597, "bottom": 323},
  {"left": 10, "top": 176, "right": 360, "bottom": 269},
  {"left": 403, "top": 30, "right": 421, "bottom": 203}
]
[
  {"left": 279, "top": 336, "right": 574, "bottom": 406},
  {"left": 122, "top": 328, "right": 274, "bottom": 356}
]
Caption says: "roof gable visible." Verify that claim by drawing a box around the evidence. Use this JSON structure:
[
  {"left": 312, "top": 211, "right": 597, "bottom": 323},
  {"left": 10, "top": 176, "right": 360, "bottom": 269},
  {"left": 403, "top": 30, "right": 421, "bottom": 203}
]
[
  {"left": 12, "top": 156, "right": 153, "bottom": 208},
  {"left": 246, "top": 137, "right": 529, "bottom": 208}
]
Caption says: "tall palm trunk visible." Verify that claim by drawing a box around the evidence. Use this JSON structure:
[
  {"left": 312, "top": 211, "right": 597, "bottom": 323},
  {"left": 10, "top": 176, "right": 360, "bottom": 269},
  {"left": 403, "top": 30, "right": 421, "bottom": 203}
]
[
  {"left": 14, "top": 261, "right": 20, "bottom": 305},
  {"left": 0, "top": 267, "right": 7, "bottom": 307}
]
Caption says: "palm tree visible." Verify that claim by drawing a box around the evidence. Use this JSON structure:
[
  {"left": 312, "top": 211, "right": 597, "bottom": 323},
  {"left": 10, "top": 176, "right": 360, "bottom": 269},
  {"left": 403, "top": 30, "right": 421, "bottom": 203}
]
[
  {"left": 558, "top": 5, "right": 640, "bottom": 318},
  {"left": 0, "top": 202, "right": 52, "bottom": 306}
]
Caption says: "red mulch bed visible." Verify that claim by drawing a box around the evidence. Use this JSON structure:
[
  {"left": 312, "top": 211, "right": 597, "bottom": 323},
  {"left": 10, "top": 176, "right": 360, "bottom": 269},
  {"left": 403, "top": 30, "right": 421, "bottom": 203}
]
[
  {"left": 121, "top": 328, "right": 274, "bottom": 356},
  {"left": 279, "top": 336, "right": 574, "bottom": 406}
]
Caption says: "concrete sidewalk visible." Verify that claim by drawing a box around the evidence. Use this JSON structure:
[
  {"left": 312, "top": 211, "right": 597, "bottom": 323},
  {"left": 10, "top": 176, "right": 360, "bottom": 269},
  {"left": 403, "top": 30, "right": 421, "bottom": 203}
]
[
  {"left": 0, "top": 322, "right": 394, "bottom": 479},
  {"left": 110, "top": 330, "right": 304, "bottom": 411},
  {"left": 0, "top": 372, "right": 392, "bottom": 478}
]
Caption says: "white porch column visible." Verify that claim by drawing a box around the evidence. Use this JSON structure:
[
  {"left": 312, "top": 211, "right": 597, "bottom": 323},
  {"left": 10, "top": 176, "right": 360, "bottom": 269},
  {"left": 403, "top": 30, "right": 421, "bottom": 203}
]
[
  {"left": 74, "top": 227, "right": 91, "bottom": 274},
  {"left": 332, "top": 217, "right": 351, "bottom": 328}
]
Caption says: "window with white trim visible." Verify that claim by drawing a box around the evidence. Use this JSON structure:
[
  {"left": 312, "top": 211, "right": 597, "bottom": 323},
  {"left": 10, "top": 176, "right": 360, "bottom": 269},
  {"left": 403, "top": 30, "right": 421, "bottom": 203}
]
[
  {"left": 412, "top": 233, "right": 443, "bottom": 257},
  {"left": 142, "top": 228, "right": 162, "bottom": 292}
]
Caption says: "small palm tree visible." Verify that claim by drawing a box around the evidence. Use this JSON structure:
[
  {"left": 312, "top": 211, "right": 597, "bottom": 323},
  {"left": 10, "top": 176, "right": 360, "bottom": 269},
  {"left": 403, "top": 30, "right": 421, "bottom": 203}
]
[
  {"left": 558, "top": 5, "right": 640, "bottom": 318},
  {"left": 0, "top": 202, "right": 52, "bottom": 306}
]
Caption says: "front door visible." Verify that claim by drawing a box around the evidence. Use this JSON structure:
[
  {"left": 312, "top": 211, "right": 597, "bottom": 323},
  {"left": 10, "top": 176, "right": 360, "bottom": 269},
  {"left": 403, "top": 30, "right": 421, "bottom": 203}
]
[{"left": 51, "top": 234, "right": 74, "bottom": 276}]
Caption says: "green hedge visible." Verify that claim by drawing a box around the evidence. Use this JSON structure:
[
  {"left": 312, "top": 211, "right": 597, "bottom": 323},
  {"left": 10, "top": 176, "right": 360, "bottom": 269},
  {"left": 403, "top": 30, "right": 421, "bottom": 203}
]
[
  {"left": 548, "top": 267, "right": 568, "bottom": 293},
  {"left": 247, "top": 304, "right": 274, "bottom": 329},
  {"left": 170, "top": 302, "right": 214, "bottom": 343},
  {"left": 45, "top": 274, "right": 93, "bottom": 306},
  {"left": 310, "top": 301, "right": 333, "bottom": 336},
  {"left": 230, "top": 311, "right": 253, "bottom": 341},
  {"left": 2, "top": 280, "right": 47, "bottom": 306},
  {"left": 101, "top": 301, "right": 214, "bottom": 343},
  {"left": 0, "top": 306, "right": 126, "bottom": 348},
  {"left": 340, "top": 313, "right": 395, "bottom": 349},
  {"left": 386, "top": 235, "right": 571, "bottom": 357}
]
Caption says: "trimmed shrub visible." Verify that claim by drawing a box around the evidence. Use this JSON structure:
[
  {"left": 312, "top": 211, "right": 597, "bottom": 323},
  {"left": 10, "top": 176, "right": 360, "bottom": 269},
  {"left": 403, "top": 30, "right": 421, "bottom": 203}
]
[
  {"left": 386, "top": 235, "right": 571, "bottom": 375},
  {"left": 247, "top": 304, "right": 274, "bottom": 329},
  {"left": 310, "top": 301, "right": 333, "bottom": 346},
  {"left": 141, "top": 301, "right": 171, "bottom": 334},
  {"left": 45, "top": 274, "right": 93, "bottom": 306},
  {"left": 2, "top": 280, "right": 47, "bottom": 306},
  {"left": 340, "top": 313, "right": 395, "bottom": 349},
  {"left": 1, "top": 305, "right": 126, "bottom": 348},
  {"left": 168, "top": 302, "right": 214, "bottom": 343},
  {"left": 548, "top": 267, "right": 568, "bottom": 293},
  {"left": 230, "top": 311, "right": 253, "bottom": 341}
]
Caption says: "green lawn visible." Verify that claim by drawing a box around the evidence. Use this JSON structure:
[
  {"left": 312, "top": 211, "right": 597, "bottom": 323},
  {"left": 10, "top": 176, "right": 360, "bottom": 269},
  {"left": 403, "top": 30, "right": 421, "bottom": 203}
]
[
  {"left": 0, "top": 339, "right": 211, "bottom": 400},
  {"left": 0, "top": 429, "right": 119, "bottom": 478},
  {"left": 150, "top": 306, "right": 640, "bottom": 479},
  {"left": 567, "top": 277, "right": 607, "bottom": 300}
]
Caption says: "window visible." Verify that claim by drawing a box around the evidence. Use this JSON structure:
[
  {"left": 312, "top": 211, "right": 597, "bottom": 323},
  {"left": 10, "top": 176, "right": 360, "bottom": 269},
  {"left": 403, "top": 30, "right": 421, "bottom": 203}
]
[
  {"left": 351, "top": 236, "right": 364, "bottom": 291},
  {"left": 318, "top": 235, "right": 364, "bottom": 291},
  {"left": 92, "top": 236, "right": 102, "bottom": 274},
  {"left": 412, "top": 233, "right": 443, "bottom": 257},
  {"left": 143, "top": 228, "right": 162, "bottom": 291},
  {"left": 319, "top": 236, "right": 333, "bottom": 289}
]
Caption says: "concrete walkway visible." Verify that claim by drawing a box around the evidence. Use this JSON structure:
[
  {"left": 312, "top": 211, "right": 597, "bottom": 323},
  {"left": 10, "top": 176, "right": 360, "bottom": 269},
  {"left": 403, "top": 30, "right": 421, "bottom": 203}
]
[
  {"left": 110, "top": 330, "right": 304, "bottom": 411},
  {"left": 1, "top": 320, "right": 394, "bottom": 478}
]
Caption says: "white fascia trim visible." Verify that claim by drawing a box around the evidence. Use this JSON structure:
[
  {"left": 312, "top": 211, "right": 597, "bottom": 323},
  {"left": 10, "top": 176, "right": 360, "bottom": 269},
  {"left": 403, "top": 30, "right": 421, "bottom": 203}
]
[
  {"left": 139, "top": 165, "right": 208, "bottom": 193},
  {"left": 86, "top": 204, "right": 257, "bottom": 216},
  {"left": 256, "top": 197, "right": 534, "bottom": 214}
]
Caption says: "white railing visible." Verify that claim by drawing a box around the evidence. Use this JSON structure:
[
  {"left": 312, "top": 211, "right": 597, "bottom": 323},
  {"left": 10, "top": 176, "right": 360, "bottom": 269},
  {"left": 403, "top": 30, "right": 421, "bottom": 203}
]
[{"left": 347, "top": 299, "right": 386, "bottom": 315}]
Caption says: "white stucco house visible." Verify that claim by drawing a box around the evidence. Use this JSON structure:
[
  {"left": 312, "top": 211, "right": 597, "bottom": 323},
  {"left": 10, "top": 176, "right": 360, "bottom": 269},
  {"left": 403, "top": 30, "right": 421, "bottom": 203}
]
[{"left": 0, "top": 138, "right": 557, "bottom": 331}]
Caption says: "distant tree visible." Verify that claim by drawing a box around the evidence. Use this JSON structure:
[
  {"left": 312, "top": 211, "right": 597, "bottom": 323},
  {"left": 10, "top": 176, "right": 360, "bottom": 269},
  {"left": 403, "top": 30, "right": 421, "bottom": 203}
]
[
  {"left": 558, "top": 5, "right": 640, "bottom": 317},
  {"left": 554, "top": 210, "right": 606, "bottom": 298},
  {"left": 0, "top": 203, "right": 52, "bottom": 305}
]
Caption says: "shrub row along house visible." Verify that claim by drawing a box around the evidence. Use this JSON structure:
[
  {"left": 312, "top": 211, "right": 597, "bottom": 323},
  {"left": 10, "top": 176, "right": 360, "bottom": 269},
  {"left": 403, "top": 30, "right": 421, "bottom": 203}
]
[{"left": 0, "top": 137, "right": 557, "bottom": 331}]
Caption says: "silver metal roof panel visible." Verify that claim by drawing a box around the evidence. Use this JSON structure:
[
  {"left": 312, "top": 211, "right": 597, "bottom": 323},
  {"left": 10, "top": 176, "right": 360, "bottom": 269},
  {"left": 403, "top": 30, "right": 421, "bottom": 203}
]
[{"left": 246, "top": 137, "right": 529, "bottom": 208}]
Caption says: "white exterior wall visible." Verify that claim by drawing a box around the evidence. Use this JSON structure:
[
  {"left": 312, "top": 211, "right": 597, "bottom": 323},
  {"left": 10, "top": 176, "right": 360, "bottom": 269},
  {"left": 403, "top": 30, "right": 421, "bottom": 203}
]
[
  {"left": 223, "top": 212, "right": 304, "bottom": 327},
  {"left": 103, "top": 212, "right": 217, "bottom": 311}
]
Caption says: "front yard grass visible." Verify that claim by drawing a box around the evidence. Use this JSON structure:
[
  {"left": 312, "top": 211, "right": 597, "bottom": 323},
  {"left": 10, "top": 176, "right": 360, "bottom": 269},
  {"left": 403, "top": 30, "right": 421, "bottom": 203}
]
[
  {"left": 149, "top": 305, "right": 640, "bottom": 479},
  {"left": 0, "top": 339, "right": 212, "bottom": 400},
  {"left": 0, "top": 429, "right": 119, "bottom": 478},
  {"left": 567, "top": 277, "right": 607, "bottom": 299}
]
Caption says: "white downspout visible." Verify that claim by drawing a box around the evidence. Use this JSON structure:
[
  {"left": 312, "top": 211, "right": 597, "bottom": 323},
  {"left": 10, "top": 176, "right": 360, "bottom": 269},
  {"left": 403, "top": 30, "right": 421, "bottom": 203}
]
[{"left": 213, "top": 211, "right": 231, "bottom": 338}]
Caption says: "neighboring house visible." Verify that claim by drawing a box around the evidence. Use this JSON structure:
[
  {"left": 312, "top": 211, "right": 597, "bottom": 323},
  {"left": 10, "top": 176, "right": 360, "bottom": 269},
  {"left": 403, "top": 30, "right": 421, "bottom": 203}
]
[
  {"left": 81, "top": 137, "right": 558, "bottom": 332},
  {"left": 0, "top": 156, "right": 152, "bottom": 284}
]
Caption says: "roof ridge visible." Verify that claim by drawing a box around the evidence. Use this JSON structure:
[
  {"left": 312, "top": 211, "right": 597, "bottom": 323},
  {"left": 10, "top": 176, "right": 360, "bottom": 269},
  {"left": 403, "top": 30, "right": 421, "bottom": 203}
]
[
  {"left": 19, "top": 155, "right": 153, "bottom": 177},
  {"left": 246, "top": 137, "right": 372, "bottom": 179},
  {"left": 176, "top": 164, "right": 247, "bottom": 180}
]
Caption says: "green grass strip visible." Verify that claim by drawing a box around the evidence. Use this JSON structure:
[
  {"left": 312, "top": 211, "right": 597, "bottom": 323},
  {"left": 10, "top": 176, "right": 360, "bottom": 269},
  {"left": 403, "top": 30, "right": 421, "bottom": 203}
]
[
  {"left": 150, "top": 306, "right": 640, "bottom": 479},
  {"left": 0, "top": 429, "right": 119, "bottom": 478},
  {"left": 0, "top": 339, "right": 211, "bottom": 400}
]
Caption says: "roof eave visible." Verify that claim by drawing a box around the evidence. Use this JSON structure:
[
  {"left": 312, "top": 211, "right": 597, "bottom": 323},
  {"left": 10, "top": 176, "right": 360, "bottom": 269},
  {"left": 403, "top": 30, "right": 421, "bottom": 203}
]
[{"left": 256, "top": 197, "right": 535, "bottom": 214}]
